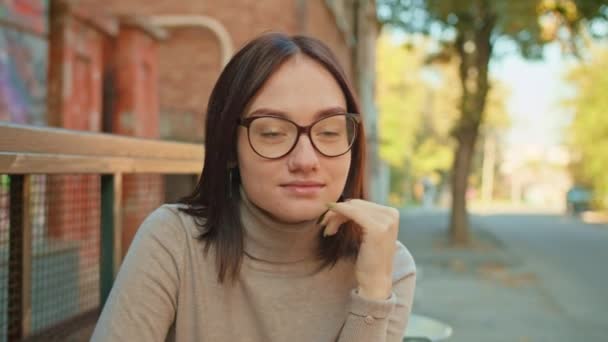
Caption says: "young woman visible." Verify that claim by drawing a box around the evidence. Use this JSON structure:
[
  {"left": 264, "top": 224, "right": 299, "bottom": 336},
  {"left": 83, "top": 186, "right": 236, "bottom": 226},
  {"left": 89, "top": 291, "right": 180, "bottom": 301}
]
[{"left": 92, "top": 32, "right": 416, "bottom": 342}]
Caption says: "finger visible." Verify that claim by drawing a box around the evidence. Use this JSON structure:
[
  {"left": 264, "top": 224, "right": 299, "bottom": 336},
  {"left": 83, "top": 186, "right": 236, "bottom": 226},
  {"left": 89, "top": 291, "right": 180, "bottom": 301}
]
[
  {"left": 316, "top": 209, "right": 329, "bottom": 225},
  {"left": 345, "top": 198, "right": 395, "bottom": 214},
  {"left": 323, "top": 213, "right": 349, "bottom": 236},
  {"left": 320, "top": 209, "right": 353, "bottom": 228},
  {"left": 319, "top": 209, "right": 336, "bottom": 227},
  {"left": 328, "top": 200, "right": 399, "bottom": 234},
  {"left": 326, "top": 201, "right": 378, "bottom": 230}
]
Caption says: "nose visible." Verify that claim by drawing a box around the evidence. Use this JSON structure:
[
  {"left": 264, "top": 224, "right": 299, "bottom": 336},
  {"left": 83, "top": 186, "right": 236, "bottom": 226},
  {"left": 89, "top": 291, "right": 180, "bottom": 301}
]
[{"left": 286, "top": 133, "right": 320, "bottom": 173}]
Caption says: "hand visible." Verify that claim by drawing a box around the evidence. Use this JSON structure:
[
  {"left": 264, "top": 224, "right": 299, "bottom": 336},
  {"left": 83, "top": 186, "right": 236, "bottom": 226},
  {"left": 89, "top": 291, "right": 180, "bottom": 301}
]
[{"left": 320, "top": 199, "right": 399, "bottom": 300}]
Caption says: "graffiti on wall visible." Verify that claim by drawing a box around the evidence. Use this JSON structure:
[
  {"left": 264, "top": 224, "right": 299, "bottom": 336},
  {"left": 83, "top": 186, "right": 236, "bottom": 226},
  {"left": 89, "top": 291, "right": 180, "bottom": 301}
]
[
  {"left": 0, "top": 0, "right": 47, "bottom": 35},
  {"left": 0, "top": 0, "right": 47, "bottom": 124}
]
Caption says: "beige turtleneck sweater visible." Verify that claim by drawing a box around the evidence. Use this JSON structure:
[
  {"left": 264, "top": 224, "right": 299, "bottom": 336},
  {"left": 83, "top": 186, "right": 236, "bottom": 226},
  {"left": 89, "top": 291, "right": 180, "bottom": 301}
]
[{"left": 91, "top": 192, "right": 416, "bottom": 341}]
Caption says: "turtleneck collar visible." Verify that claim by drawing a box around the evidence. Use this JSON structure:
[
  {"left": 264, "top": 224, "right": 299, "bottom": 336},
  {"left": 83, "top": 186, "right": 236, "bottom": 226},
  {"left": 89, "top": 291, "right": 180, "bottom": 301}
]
[{"left": 239, "top": 187, "right": 324, "bottom": 265}]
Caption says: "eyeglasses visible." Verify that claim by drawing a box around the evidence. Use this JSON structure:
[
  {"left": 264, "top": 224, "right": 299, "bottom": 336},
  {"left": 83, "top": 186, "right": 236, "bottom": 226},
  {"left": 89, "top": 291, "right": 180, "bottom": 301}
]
[{"left": 238, "top": 113, "right": 360, "bottom": 159}]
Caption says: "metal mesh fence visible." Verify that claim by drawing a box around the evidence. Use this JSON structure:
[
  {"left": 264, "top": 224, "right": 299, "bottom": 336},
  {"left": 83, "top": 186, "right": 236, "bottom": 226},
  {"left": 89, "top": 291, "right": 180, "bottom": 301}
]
[
  {"left": 32, "top": 174, "right": 101, "bottom": 337},
  {"left": 121, "top": 174, "right": 165, "bottom": 259},
  {"left": 0, "top": 173, "right": 193, "bottom": 341},
  {"left": 1, "top": 174, "right": 102, "bottom": 341}
]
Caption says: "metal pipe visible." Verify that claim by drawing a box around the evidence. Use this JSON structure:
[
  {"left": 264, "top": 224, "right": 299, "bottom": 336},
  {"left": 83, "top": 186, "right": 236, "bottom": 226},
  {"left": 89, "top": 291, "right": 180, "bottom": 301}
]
[{"left": 148, "top": 15, "right": 234, "bottom": 66}]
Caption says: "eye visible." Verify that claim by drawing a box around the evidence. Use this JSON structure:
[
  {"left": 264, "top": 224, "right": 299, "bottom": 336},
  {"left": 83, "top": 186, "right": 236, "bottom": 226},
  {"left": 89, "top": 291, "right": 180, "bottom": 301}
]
[{"left": 261, "top": 131, "right": 286, "bottom": 137}]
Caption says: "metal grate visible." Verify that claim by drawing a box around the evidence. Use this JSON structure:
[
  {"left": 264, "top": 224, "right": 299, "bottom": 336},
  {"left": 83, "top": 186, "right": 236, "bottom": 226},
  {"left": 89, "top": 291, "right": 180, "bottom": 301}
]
[
  {"left": 1, "top": 174, "right": 102, "bottom": 341},
  {"left": 0, "top": 119, "right": 203, "bottom": 340},
  {"left": 31, "top": 174, "right": 101, "bottom": 335},
  {"left": 0, "top": 172, "right": 192, "bottom": 341},
  {"left": 121, "top": 174, "right": 165, "bottom": 258}
]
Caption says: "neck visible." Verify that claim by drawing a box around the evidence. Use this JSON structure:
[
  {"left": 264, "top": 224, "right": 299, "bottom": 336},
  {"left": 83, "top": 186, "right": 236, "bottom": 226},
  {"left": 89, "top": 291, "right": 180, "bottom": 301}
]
[{"left": 239, "top": 187, "right": 322, "bottom": 263}]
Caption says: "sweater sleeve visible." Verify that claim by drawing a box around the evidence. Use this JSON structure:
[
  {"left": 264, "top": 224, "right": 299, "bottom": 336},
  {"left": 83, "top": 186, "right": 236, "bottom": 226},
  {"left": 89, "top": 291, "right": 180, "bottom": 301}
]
[
  {"left": 90, "top": 206, "right": 186, "bottom": 342},
  {"left": 337, "top": 241, "right": 416, "bottom": 342}
]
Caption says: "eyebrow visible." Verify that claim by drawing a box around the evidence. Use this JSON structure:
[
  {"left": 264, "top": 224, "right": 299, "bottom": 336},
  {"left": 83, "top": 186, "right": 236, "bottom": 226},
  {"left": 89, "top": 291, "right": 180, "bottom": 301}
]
[{"left": 246, "top": 106, "right": 347, "bottom": 120}]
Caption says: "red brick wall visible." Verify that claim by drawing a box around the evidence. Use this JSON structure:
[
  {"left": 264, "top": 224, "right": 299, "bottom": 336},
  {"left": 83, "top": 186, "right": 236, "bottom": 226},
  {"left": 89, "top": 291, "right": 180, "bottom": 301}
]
[
  {"left": 106, "top": 23, "right": 165, "bottom": 255},
  {"left": 77, "top": 0, "right": 353, "bottom": 142},
  {"left": 156, "top": 27, "right": 220, "bottom": 141},
  {"left": 306, "top": 0, "right": 354, "bottom": 83},
  {"left": 75, "top": 0, "right": 298, "bottom": 46}
]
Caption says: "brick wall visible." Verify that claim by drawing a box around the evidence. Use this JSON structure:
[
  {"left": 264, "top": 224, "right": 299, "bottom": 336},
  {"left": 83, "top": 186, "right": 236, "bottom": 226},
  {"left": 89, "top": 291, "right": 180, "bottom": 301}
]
[
  {"left": 77, "top": 0, "right": 354, "bottom": 142},
  {"left": 307, "top": 0, "right": 354, "bottom": 83}
]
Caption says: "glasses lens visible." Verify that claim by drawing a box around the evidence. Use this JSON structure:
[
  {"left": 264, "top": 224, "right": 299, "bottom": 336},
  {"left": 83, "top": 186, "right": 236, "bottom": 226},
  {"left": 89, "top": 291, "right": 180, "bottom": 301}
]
[
  {"left": 248, "top": 117, "right": 297, "bottom": 158},
  {"left": 311, "top": 115, "right": 357, "bottom": 157}
]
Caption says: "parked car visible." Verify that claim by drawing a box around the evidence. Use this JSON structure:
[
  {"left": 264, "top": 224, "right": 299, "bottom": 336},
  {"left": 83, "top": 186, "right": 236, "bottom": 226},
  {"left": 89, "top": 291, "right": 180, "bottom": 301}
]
[{"left": 566, "top": 186, "right": 592, "bottom": 215}]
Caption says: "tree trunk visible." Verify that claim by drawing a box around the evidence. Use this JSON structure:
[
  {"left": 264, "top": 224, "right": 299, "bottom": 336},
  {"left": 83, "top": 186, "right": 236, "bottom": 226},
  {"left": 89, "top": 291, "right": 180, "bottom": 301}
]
[
  {"left": 448, "top": 1, "right": 495, "bottom": 245},
  {"left": 450, "top": 130, "right": 477, "bottom": 244}
]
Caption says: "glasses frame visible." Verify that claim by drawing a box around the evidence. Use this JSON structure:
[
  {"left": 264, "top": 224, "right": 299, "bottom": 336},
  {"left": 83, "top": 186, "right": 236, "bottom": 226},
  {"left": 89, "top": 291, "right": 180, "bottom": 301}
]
[{"left": 238, "top": 113, "right": 361, "bottom": 159}]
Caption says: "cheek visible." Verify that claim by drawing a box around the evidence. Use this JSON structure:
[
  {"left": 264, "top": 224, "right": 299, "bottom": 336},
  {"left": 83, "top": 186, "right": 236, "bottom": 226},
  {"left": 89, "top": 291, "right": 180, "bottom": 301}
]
[
  {"left": 324, "top": 153, "right": 351, "bottom": 192},
  {"left": 237, "top": 134, "right": 274, "bottom": 192},
  {"left": 236, "top": 133, "right": 249, "bottom": 166}
]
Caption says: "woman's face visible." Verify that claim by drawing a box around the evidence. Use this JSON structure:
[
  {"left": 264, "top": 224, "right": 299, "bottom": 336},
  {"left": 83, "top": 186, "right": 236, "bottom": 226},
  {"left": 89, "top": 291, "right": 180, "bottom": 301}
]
[{"left": 237, "top": 55, "right": 352, "bottom": 223}]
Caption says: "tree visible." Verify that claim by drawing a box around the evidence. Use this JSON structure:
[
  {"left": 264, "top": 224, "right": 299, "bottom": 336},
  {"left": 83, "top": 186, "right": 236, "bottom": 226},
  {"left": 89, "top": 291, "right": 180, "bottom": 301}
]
[
  {"left": 377, "top": 33, "right": 454, "bottom": 205},
  {"left": 565, "top": 45, "right": 608, "bottom": 209},
  {"left": 377, "top": 31, "right": 510, "bottom": 207},
  {"left": 377, "top": 0, "right": 608, "bottom": 244}
]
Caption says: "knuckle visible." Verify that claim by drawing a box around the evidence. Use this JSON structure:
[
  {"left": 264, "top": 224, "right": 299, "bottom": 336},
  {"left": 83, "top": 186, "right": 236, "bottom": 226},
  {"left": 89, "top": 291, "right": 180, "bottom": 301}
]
[
  {"left": 387, "top": 207, "right": 399, "bottom": 220},
  {"left": 380, "top": 218, "right": 393, "bottom": 232}
]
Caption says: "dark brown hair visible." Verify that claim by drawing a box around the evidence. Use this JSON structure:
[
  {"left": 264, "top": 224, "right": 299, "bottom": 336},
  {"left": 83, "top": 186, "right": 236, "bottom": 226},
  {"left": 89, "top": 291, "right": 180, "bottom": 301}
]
[{"left": 179, "top": 32, "right": 367, "bottom": 283}]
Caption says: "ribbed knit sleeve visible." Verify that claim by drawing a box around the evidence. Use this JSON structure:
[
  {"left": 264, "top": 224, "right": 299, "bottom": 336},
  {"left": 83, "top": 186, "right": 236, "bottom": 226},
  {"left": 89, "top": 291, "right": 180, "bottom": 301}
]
[
  {"left": 90, "top": 206, "right": 186, "bottom": 342},
  {"left": 337, "top": 242, "right": 416, "bottom": 342}
]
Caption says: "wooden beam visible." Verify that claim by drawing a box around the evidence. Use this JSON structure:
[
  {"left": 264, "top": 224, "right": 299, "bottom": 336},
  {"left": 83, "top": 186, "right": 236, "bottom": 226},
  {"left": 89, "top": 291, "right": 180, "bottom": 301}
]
[
  {"left": 100, "top": 175, "right": 115, "bottom": 307},
  {"left": 0, "top": 152, "right": 203, "bottom": 175},
  {"left": 112, "top": 173, "right": 123, "bottom": 277},
  {"left": 100, "top": 173, "right": 127, "bottom": 307},
  {"left": 0, "top": 122, "right": 204, "bottom": 161},
  {"left": 22, "top": 176, "right": 32, "bottom": 337},
  {"left": 8, "top": 175, "right": 33, "bottom": 339}
]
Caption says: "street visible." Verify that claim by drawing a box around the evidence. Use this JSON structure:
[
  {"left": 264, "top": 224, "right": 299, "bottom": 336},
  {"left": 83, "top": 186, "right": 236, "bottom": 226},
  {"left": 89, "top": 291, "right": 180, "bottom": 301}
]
[
  {"left": 399, "top": 208, "right": 608, "bottom": 342},
  {"left": 477, "top": 213, "right": 608, "bottom": 337}
]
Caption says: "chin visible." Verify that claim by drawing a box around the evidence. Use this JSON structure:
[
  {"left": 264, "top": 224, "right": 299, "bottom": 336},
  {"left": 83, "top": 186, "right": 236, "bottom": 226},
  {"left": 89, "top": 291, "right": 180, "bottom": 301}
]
[{"left": 274, "top": 201, "right": 326, "bottom": 223}]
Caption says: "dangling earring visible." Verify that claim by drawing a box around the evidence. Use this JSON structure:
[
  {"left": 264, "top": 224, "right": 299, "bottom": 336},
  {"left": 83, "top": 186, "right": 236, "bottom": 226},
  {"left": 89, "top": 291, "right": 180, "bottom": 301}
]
[{"left": 227, "top": 168, "right": 234, "bottom": 199}]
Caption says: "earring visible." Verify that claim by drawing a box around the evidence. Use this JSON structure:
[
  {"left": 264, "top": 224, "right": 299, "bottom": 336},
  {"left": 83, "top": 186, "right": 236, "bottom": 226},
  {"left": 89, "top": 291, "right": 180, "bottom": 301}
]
[{"left": 227, "top": 168, "right": 234, "bottom": 199}]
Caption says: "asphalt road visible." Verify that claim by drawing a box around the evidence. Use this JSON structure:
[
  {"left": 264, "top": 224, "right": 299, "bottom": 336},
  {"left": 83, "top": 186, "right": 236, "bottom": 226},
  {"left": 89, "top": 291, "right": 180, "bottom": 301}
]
[{"left": 474, "top": 212, "right": 608, "bottom": 337}]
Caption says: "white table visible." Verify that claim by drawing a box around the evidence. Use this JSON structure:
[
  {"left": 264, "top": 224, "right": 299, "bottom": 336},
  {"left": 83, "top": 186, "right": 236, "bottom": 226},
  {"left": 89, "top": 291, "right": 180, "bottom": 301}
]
[{"left": 403, "top": 314, "right": 453, "bottom": 341}]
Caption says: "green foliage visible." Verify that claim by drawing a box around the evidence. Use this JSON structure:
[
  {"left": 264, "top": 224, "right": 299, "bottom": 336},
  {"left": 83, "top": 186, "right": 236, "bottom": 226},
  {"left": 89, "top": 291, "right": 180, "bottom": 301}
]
[
  {"left": 377, "top": 31, "right": 511, "bottom": 205},
  {"left": 377, "top": 0, "right": 607, "bottom": 241},
  {"left": 565, "top": 45, "right": 608, "bottom": 208},
  {"left": 377, "top": 0, "right": 607, "bottom": 58},
  {"left": 376, "top": 33, "right": 425, "bottom": 169},
  {"left": 376, "top": 33, "right": 457, "bottom": 204}
]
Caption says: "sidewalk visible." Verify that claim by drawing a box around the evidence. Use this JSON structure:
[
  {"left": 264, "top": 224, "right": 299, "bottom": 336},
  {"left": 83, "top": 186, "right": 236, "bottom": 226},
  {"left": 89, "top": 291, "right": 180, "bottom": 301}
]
[{"left": 399, "top": 208, "right": 582, "bottom": 342}]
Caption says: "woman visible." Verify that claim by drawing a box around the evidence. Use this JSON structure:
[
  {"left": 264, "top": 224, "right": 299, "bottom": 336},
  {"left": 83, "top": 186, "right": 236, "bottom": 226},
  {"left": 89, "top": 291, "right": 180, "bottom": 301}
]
[{"left": 92, "top": 32, "right": 416, "bottom": 342}]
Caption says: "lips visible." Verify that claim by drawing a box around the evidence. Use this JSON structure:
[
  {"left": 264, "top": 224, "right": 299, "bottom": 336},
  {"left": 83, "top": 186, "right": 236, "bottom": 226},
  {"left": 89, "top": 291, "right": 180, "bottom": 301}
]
[
  {"left": 280, "top": 181, "right": 325, "bottom": 196},
  {"left": 281, "top": 181, "right": 325, "bottom": 187}
]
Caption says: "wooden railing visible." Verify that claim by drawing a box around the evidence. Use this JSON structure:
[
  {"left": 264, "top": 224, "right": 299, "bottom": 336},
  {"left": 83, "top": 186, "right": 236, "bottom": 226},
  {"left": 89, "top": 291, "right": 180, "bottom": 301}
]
[{"left": 0, "top": 121, "right": 204, "bottom": 341}]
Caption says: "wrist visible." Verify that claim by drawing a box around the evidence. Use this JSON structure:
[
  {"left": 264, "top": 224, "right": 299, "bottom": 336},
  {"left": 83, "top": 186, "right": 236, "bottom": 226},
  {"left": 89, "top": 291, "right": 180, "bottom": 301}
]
[{"left": 357, "top": 278, "right": 392, "bottom": 300}]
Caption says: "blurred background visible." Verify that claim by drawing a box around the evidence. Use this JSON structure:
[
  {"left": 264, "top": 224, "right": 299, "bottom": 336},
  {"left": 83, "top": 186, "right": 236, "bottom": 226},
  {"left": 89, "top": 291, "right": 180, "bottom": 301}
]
[{"left": 0, "top": 0, "right": 607, "bottom": 341}]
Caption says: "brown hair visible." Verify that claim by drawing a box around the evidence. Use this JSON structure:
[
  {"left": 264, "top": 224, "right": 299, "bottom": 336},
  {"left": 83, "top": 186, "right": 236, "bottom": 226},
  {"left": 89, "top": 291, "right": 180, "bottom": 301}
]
[{"left": 179, "top": 32, "right": 367, "bottom": 283}]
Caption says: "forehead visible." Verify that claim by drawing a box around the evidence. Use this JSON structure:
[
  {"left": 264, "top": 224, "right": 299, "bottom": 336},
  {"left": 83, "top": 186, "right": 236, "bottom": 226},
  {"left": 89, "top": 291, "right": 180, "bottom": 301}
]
[{"left": 245, "top": 55, "right": 347, "bottom": 122}]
